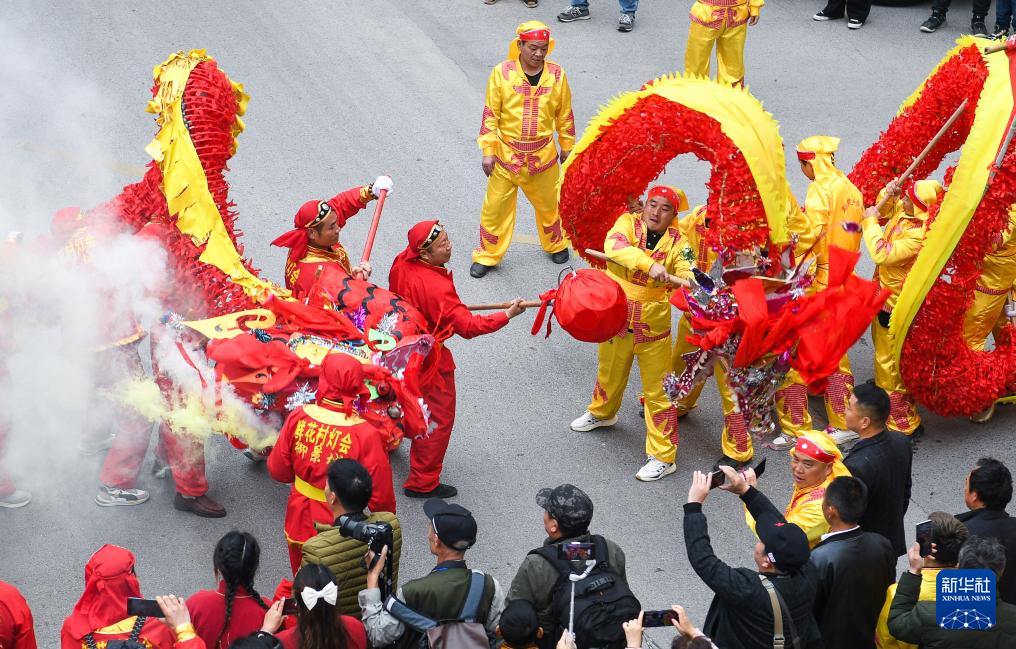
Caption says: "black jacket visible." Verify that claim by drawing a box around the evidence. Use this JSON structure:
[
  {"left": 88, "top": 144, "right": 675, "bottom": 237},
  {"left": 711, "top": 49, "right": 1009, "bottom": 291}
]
[
  {"left": 956, "top": 508, "right": 1016, "bottom": 604},
  {"left": 684, "top": 487, "right": 824, "bottom": 649},
  {"left": 809, "top": 527, "right": 896, "bottom": 649},
  {"left": 844, "top": 430, "right": 912, "bottom": 556}
]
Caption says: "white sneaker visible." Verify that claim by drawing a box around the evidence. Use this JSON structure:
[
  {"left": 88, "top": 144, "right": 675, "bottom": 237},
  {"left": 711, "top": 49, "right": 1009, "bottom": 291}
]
[
  {"left": 570, "top": 411, "right": 618, "bottom": 432},
  {"left": 828, "top": 428, "right": 860, "bottom": 446},
  {"left": 635, "top": 457, "right": 677, "bottom": 482},
  {"left": 95, "top": 485, "right": 150, "bottom": 507},
  {"left": 769, "top": 434, "right": 795, "bottom": 450}
]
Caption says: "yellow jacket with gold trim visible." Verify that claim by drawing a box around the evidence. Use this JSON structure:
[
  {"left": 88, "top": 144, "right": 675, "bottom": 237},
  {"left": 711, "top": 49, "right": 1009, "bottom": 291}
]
[
  {"left": 680, "top": 205, "right": 719, "bottom": 271},
  {"left": 978, "top": 208, "right": 1016, "bottom": 293},
  {"left": 690, "top": 0, "right": 764, "bottom": 29},
  {"left": 803, "top": 172, "right": 864, "bottom": 289},
  {"left": 604, "top": 212, "right": 693, "bottom": 341},
  {"left": 477, "top": 59, "right": 575, "bottom": 176},
  {"left": 862, "top": 213, "right": 927, "bottom": 311}
]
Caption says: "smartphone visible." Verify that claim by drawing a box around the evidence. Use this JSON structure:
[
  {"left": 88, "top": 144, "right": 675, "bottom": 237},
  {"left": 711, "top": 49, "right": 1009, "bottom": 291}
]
[
  {"left": 642, "top": 610, "right": 677, "bottom": 628},
  {"left": 558, "top": 542, "right": 595, "bottom": 561},
  {"left": 754, "top": 458, "right": 767, "bottom": 479},
  {"left": 708, "top": 470, "right": 726, "bottom": 490},
  {"left": 916, "top": 520, "right": 934, "bottom": 557},
  {"left": 126, "top": 597, "right": 163, "bottom": 618},
  {"left": 282, "top": 598, "right": 300, "bottom": 616}
]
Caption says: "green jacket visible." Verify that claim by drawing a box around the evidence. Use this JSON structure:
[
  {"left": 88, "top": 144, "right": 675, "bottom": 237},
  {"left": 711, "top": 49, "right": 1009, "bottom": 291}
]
[
  {"left": 887, "top": 571, "right": 1016, "bottom": 648},
  {"left": 301, "top": 511, "right": 402, "bottom": 616}
]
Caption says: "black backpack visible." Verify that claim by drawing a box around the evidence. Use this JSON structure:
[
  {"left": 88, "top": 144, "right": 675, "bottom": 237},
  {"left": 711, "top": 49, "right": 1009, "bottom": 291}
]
[
  {"left": 530, "top": 536, "right": 641, "bottom": 649},
  {"left": 83, "top": 615, "right": 147, "bottom": 649}
]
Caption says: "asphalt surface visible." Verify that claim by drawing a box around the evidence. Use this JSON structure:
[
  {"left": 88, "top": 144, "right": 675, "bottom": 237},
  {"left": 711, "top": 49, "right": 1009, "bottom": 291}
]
[{"left": 2, "top": 0, "right": 1015, "bottom": 644}]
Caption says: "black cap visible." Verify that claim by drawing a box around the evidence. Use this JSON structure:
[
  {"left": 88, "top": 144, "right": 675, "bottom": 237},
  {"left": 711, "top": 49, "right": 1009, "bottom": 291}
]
[
  {"left": 424, "top": 499, "right": 477, "bottom": 551},
  {"left": 498, "top": 600, "right": 540, "bottom": 647},
  {"left": 535, "top": 484, "right": 593, "bottom": 532},
  {"left": 756, "top": 511, "right": 810, "bottom": 573}
]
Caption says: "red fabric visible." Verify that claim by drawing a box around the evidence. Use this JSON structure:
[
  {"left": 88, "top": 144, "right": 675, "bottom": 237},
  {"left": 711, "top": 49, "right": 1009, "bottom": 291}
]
[
  {"left": 176, "top": 638, "right": 207, "bottom": 649},
  {"left": 796, "top": 150, "right": 816, "bottom": 161},
  {"left": 206, "top": 336, "right": 308, "bottom": 394},
  {"left": 532, "top": 269, "right": 627, "bottom": 343},
  {"left": 264, "top": 294, "right": 362, "bottom": 340},
  {"left": 150, "top": 333, "right": 208, "bottom": 497},
  {"left": 317, "top": 354, "right": 371, "bottom": 411},
  {"left": 0, "top": 581, "right": 36, "bottom": 649},
  {"left": 392, "top": 220, "right": 441, "bottom": 267},
  {"left": 186, "top": 583, "right": 271, "bottom": 649},
  {"left": 61, "top": 618, "right": 176, "bottom": 649},
  {"left": 97, "top": 347, "right": 153, "bottom": 489},
  {"left": 404, "top": 368, "right": 456, "bottom": 492},
  {"left": 276, "top": 616, "right": 367, "bottom": 649},
  {"left": 519, "top": 28, "right": 550, "bottom": 40},
  {"left": 389, "top": 258, "right": 508, "bottom": 372},
  {"left": 287, "top": 252, "right": 350, "bottom": 298},
  {"left": 646, "top": 185, "right": 678, "bottom": 208},
  {"left": 793, "top": 436, "right": 835, "bottom": 464},
  {"left": 731, "top": 279, "right": 768, "bottom": 368},
  {"left": 268, "top": 405, "right": 396, "bottom": 572},
  {"left": 271, "top": 187, "right": 366, "bottom": 266},
  {"left": 50, "top": 206, "right": 83, "bottom": 239}
]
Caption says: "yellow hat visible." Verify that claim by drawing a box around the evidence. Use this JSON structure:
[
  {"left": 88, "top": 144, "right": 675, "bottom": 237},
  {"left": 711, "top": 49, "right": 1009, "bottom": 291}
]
[
  {"left": 796, "top": 136, "right": 840, "bottom": 159},
  {"left": 509, "top": 21, "right": 555, "bottom": 60},
  {"left": 907, "top": 179, "right": 944, "bottom": 219}
]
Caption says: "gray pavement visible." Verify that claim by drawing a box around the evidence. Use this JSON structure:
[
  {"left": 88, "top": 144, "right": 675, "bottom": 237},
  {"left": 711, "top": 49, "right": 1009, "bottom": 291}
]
[{"left": 2, "top": 0, "right": 1015, "bottom": 644}]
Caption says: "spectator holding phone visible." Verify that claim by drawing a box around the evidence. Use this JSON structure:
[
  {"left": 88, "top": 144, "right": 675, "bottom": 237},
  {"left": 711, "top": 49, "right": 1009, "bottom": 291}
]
[
  {"left": 186, "top": 531, "right": 272, "bottom": 649},
  {"left": 684, "top": 466, "right": 823, "bottom": 649},
  {"left": 956, "top": 457, "right": 1016, "bottom": 604},
  {"left": 620, "top": 607, "right": 719, "bottom": 649},
  {"left": 874, "top": 512, "right": 968, "bottom": 649},
  {"left": 277, "top": 564, "right": 366, "bottom": 649}
]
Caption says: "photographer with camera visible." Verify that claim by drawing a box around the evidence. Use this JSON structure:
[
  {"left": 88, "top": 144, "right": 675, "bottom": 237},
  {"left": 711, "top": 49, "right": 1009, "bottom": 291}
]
[
  {"left": 684, "top": 466, "right": 823, "bottom": 649},
  {"left": 301, "top": 459, "right": 402, "bottom": 614},
  {"left": 508, "top": 484, "right": 635, "bottom": 649},
  {"left": 358, "top": 499, "right": 504, "bottom": 649}
]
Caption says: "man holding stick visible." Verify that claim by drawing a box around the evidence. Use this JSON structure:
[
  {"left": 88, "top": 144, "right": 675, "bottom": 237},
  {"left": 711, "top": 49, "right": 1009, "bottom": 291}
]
[
  {"left": 570, "top": 186, "right": 693, "bottom": 482},
  {"left": 389, "top": 221, "right": 528, "bottom": 499}
]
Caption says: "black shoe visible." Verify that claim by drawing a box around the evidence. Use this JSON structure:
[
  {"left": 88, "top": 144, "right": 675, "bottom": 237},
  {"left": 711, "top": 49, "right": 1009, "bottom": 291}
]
[
  {"left": 847, "top": 18, "right": 864, "bottom": 29},
  {"left": 813, "top": 9, "right": 842, "bottom": 21},
  {"left": 994, "top": 25, "right": 1010, "bottom": 39},
  {"left": 470, "top": 262, "right": 492, "bottom": 278},
  {"left": 174, "top": 492, "right": 227, "bottom": 518},
  {"left": 972, "top": 18, "right": 989, "bottom": 37},
  {"left": 558, "top": 6, "right": 590, "bottom": 22},
  {"left": 405, "top": 484, "right": 458, "bottom": 499},
  {"left": 921, "top": 14, "right": 945, "bottom": 33},
  {"left": 550, "top": 249, "right": 570, "bottom": 264}
]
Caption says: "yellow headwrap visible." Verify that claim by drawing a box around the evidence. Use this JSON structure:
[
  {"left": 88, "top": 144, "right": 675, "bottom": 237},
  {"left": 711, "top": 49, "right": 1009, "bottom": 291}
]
[
  {"left": 907, "top": 179, "right": 944, "bottom": 220},
  {"left": 509, "top": 21, "right": 555, "bottom": 61},
  {"left": 789, "top": 430, "right": 851, "bottom": 479},
  {"left": 796, "top": 135, "right": 841, "bottom": 180}
]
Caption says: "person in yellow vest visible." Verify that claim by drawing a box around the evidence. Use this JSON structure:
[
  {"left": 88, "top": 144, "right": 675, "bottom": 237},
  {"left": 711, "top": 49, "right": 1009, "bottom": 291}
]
[
  {"left": 570, "top": 186, "right": 693, "bottom": 482},
  {"left": 748, "top": 430, "right": 850, "bottom": 548},
  {"left": 860, "top": 179, "right": 942, "bottom": 437},
  {"left": 671, "top": 204, "right": 754, "bottom": 466},
  {"left": 472, "top": 21, "right": 576, "bottom": 278},
  {"left": 771, "top": 136, "right": 864, "bottom": 450},
  {"left": 684, "top": 0, "right": 765, "bottom": 87}
]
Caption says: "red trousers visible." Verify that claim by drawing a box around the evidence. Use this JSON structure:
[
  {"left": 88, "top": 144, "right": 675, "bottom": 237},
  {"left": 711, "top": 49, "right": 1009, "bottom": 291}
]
[
  {"left": 98, "top": 345, "right": 155, "bottom": 488},
  {"left": 404, "top": 368, "right": 455, "bottom": 492}
]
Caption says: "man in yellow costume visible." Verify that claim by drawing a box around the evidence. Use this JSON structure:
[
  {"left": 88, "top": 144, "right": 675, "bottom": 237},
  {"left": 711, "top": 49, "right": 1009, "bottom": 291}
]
[
  {"left": 570, "top": 186, "right": 693, "bottom": 482},
  {"left": 472, "top": 21, "right": 576, "bottom": 278},
  {"left": 684, "top": 0, "right": 764, "bottom": 87},
  {"left": 860, "top": 179, "right": 942, "bottom": 437},
  {"left": 771, "top": 136, "right": 864, "bottom": 450},
  {"left": 672, "top": 204, "right": 753, "bottom": 466}
]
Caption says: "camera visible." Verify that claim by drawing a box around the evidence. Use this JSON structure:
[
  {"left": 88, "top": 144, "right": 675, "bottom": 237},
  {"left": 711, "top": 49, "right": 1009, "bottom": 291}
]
[{"left": 338, "top": 516, "right": 394, "bottom": 556}]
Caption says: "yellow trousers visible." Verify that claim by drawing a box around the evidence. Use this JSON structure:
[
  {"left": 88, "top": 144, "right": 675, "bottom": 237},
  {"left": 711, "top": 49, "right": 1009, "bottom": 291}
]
[
  {"left": 672, "top": 315, "right": 753, "bottom": 462},
  {"left": 589, "top": 331, "right": 679, "bottom": 463},
  {"left": 774, "top": 356, "right": 853, "bottom": 436},
  {"left": 872, "top": 319, "right": 921, "bottom": 434},
  {"left": 473, "top": 160, "right": 568, "bottom": 266},
  {"left": 684, "top": 21, "right": 748, "bottom": 87},
  {"left": 963, "top": 287, "right": 1011, "bottom": 351}
]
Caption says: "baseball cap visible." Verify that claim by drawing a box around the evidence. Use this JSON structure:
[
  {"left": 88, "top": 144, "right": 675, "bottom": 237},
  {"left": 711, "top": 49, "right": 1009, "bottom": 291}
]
[
  {"left": 423, "top": 499, "right": 477, "bottom": 551},
  {"left": 756, "top": 511, "right": 810, "bottom": 573},
  {"left": 535, "top": 484, "right": 593, "bottom": 531}
]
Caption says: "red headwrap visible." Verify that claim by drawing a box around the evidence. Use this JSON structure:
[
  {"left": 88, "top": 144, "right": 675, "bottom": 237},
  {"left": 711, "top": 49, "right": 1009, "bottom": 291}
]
[
  {"left": 792, "top": 436, "right": 837, "bottom": 464},
  {"left": 646, "top": 185, "right": 689, "bottom": 212},
  {"left": 317, "top": 353, "right": 371, "bottom": 415},
  {"left": 271, "top": 196, "right": 352, "bottom": 265},
  {"left": 392, "top": 220, "right": 441, "bottom": 267},
  {"left": 796, "top": 150, "right": 816, "bottom": 161},
  {"left": 51, "top": 206, "right": 84, "bottom": 239},
  {"left": 63, "top": 545, "right": 142, "bottom": 642},
  {"left": 519, "top": 28, "right": 550, "bottom": 41}
]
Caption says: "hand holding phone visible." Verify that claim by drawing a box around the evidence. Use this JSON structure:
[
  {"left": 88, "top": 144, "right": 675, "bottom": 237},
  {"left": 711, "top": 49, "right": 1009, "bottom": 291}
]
[
  {"left": 126, "top": 597, "right": 164, "bottom": 618},
  {"left": 915, "top": 520, "right": 934, "bottom": 557},
  {"left": 641, "top": 609, "right": 677, "bottom": 628}
]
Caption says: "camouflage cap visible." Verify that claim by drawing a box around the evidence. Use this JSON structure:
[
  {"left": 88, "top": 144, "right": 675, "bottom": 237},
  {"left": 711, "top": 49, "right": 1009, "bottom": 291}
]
[{"left": 535, "top": 484, "right": 593, "bottom": 531}]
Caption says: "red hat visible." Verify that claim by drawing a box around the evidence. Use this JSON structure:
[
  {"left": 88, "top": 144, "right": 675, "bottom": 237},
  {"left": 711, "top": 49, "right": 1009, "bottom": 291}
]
[
  {"left": 792, "top": 435, "right": 837, "bottom": 464},
  {"left": 63, "top": 545, "right": 142, "bottom": 642},
  {"left": 646, "top": 185, "right": 689, "bottom": 212},
  {"left": 51, "top": 206, "right": 84, "bottom": 240},
  {"left": 271, "top": 195, "right": 351, "bottom": 264},
  {"left": 392, "top": 220, "right": 442, "bottom": 268},
  {"left": 317, "top": 353, "right": 371, "bottom": 414}
]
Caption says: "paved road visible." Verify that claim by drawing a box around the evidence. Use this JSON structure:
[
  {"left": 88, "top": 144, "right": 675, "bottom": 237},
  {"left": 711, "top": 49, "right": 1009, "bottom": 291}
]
[{"left": 1, "top": 0, "right": 1013, "bottom": 643}]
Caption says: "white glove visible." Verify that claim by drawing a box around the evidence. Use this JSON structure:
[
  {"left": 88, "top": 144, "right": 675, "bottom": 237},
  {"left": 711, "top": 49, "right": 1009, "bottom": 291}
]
[{"left": 371, "top": 175, "right": 393, "bottom": 198}]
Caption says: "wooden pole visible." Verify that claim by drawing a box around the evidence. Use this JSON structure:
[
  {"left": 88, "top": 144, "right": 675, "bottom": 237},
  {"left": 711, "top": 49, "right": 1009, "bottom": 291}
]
[
  {"left": 584, "top": 248, "right": 692, "bottom": 288},
  {"left": 466, "top": 300, "right": 542, "bottom": 311},
  {"left": 359, "top": 188, "right": 388, "bottom": 264},
  {"left": 985, "top": 41, "right": 1012, "bottom": 55},
  {"left": 875, "top": 99, "right": 968, "bottom": 211}
]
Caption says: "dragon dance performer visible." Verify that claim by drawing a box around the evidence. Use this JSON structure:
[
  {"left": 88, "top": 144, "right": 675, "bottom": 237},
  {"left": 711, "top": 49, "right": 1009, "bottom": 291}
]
[
  {"left": 684, "top": 0, "right": 764, "bottom": 87},
  {"left": 962, "top": 209, "right": 1016, "bottom": 351},
  {"left": 860, "top": 179, "right": 942, "bottom": 436},
  {"left": 570, "top": 186, "right": 694, "bottom": 482},
  {"left": 671, "top": 204, "right": 753, "bottom": 466},
  {"left": 772, "top": 136, "right": 864, "bottom": 450},
  {"left": 390, "top": 221, "right": 527, "bottom": 498},
  {"left": 268, "top": 353, "right": 397, "bottom": 573},
  {"left": 471, "top": 21, "right": 576, "bottom": 278},
  {"left": 271, "top": 176, "right": 393, "bottom": 301}
]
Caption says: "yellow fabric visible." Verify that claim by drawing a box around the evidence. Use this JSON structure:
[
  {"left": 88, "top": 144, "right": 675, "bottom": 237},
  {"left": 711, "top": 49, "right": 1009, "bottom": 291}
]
[
  {"left": 910, "top": 179, "right": 943, "bottom": 216},
  {"left": 508, "top": 21, "right": 556, "bottom": 60},
  {"left": 295, "top": 476, "right": 327, "bottom": 503},
  {"left": 745, "top": 475, "right": 836, "bottom": 549},
  {"left": 962, "top": 208, "right": 1016, "bottom": 350},
  {"left": 472, "top": 159, "right": 567, "bottom": 265},
  {"left": 681, "top": 205, "right": 719, "bottom": 270},
  {"left": 791, "top": 430, "right": 850, "bottom": 477},
  {"left": 774, "top": 368, "right": 813, "bottom": 438},
  {"left": 872, "top": 319, "right": 921, "bottom": 434},
  {"left": 890, "top": 40, "right": 1016, "bottom": 361},
  {"left": 875, "top": 569, "right": 947, "bottom": 649},
  {"left": 862, "top": 212, "right": 927, "bottom": 311},
  {"left": 684, "top": 21, "right": 748, "bottom": 87},
  {"left": 560, "top": 74, "right": 790, "bottom": 246},
  {"left": 147, "top": 50, "right": 285, "bottom": 302}
]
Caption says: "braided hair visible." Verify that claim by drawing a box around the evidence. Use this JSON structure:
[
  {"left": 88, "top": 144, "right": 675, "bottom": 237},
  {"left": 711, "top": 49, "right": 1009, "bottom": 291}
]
[{"left": 213, "top": 531, "right": 270, "bottom": 649}]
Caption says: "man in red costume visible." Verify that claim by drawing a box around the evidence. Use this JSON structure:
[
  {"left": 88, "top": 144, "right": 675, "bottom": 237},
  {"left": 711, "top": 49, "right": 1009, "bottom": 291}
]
[
  {"left": 389, "top": 221, "right": 527, "bottom": 499},
  {"left": 0, "top": 580, "right": 36, "bottom": 649},
  {"left": 271, "top": 176, "right": 393, "bottom": 303},
  {"left": 268, "top": 353, "right": 397, "bottom": 573}
]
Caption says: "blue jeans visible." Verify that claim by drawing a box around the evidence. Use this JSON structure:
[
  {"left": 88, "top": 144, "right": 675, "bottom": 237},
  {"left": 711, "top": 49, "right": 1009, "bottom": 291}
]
[
  {"left": 998, "top": 0, "right": 1016, "bottom": 28},
  {"left": 571, "top": 0, "right": 639, "bottom": 14}
]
